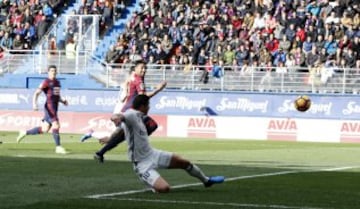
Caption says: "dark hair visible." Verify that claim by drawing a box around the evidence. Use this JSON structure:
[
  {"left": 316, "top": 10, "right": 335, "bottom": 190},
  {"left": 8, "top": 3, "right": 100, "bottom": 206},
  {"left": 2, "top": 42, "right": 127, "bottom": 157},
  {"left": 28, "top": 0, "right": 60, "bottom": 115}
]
[
  {"left": 132, "top": 94, "right": 149, "bottom": 109},
  {"left": 129, "top": 65, "right": 135, "bottom": 73},
  {"left": 48, "top": 65, "right": 57, "bottom": 71},
  {"left": 134, "top": 59, "right": 146, "bottom": 66}
]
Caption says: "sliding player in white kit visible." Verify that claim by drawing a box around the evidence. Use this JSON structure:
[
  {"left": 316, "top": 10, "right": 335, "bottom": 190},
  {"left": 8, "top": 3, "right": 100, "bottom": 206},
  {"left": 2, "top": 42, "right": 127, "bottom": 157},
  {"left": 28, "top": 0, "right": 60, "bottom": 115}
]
[
  {"left": 81, "top": 60, "right": 166, "bottom": 163},
  {"left": 112, "top": 94, "right": 225, "bottom": 193}
]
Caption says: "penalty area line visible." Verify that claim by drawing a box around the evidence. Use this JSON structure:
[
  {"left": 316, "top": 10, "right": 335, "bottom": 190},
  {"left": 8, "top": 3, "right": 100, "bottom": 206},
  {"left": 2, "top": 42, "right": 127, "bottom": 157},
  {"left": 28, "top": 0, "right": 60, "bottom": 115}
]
[
  {"left": 102, "top": 197, "right": 329, "bottom": 209},
  {"left": 85, "top": 166, "right": 358, "bottom": 199},
  {"left": 84, "top": 170, "right": 299, "bottom": 199}
]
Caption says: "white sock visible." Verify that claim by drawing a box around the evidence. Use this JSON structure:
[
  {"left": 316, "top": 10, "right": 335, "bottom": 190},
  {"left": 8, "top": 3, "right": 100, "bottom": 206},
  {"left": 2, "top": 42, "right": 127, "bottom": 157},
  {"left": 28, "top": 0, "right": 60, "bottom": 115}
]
[
  {"left": 186, "top": 164, "right": 209, "bottom": 183},
  {"left": 91, "top": 131, "right": 110, "bottom": 140}
]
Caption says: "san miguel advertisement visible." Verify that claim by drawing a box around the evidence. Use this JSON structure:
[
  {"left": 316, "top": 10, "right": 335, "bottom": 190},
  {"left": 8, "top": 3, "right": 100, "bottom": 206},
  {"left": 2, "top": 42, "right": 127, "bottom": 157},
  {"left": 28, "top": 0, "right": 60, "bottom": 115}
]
[
  {"left": 1, "top": 89, "right": 360, "bottom": 120},
  {"left": 152, "top": 92, "right": 360, "bottom": 120}
]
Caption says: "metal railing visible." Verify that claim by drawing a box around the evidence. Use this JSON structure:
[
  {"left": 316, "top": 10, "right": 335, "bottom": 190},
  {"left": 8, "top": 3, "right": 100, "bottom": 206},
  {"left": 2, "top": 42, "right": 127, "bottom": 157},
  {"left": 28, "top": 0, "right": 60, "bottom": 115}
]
[
  {"left": 0, "top": 50, "right": 359, "bottom": 94},
  {"left": 104, "top": 63, "right": 360, "bottom": 94},
  {"left": 0, "top": 50, "right": 98, "bottom": 74}
]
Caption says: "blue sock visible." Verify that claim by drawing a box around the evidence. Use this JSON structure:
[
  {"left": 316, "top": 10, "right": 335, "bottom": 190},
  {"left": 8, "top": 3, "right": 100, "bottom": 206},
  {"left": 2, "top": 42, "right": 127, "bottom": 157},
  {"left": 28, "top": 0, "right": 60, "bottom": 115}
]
[
  {"left": 52, "top": 129, "right": 61, "bottom": 146},
  {"left": 26, "top": 127, "right": 41, "bottom": 135}
]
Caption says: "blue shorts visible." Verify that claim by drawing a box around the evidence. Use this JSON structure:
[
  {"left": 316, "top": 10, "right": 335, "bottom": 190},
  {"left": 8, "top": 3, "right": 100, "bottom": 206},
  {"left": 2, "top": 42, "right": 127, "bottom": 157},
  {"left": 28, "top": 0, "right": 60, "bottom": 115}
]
[{"left": 43, "top": 107, "right": 58, "bottom": 124}]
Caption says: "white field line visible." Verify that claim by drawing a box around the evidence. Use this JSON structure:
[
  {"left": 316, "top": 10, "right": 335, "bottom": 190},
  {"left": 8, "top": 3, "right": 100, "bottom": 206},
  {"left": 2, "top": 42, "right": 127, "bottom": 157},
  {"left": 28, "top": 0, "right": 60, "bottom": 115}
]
[
  {"left": 104, "top": 197, "right": 327, "bottom": 209},
  {"left": 85, "top": 166, "right": 358, "bottom": 199}
]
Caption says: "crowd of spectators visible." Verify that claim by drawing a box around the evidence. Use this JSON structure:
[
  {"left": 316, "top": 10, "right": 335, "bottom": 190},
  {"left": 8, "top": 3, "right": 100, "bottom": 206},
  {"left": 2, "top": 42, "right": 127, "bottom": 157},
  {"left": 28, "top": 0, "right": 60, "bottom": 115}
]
[
  {"left": 104, "top": 0, "right": 360, "bottom": 83},
  {"left": 0, "top": 0, "right": 70, "bottom": 53}
]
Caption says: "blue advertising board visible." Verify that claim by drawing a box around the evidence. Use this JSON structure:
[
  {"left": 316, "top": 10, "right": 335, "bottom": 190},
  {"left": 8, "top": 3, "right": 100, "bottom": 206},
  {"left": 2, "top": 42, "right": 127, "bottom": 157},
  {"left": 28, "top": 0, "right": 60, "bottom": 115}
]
[{"left": 0, "top": 89, "right": 359, "bottom": 119}]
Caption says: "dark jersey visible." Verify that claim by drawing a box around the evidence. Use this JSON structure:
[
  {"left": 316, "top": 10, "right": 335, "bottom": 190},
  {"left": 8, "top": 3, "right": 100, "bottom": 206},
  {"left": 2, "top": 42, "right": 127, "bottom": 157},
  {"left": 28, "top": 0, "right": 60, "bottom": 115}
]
[
  {"left": 39, "top": 78, "right": 61, "bottom": 122},
  {"left": 121, "top": 74, "right": 145, "bottom": 112}
]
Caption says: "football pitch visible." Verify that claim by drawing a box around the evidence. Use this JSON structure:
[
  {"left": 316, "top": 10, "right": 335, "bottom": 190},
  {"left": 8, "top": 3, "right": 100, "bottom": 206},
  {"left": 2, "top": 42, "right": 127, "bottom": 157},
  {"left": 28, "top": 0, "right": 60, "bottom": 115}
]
[{"left": 0, "top": 131, "right": 359, "bottom": 209}]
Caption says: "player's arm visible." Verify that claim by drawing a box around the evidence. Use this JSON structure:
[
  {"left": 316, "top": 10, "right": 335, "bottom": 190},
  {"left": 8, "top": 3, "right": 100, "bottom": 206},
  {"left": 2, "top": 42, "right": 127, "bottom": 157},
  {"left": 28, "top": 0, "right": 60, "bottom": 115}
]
[
  {"left": 120, "top": 79, "right": 130, "bottom": 103},
  {"left": 32, "top": 88, "right": 42, "bottom": 110},
  {"left": 104, "top": 113, "right": 126, "bottom": 143},
  {"left": 145, "top": 81, "right": 167, "bottom": 98},
  {"left": 60, "top": 97, "right": 68, "bottom": 106}
]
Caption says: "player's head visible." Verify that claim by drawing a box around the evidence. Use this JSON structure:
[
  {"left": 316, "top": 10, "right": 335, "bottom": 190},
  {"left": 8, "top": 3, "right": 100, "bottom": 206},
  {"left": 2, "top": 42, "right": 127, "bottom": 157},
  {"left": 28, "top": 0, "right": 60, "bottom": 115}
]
[
  {"left": 110, "top": 113, "right": 122, "bottom": 126},
  {"left": 47, "top": 65, "right": 57, "bottom": 80},
  {"left": 132, "top": 94, "right": 150, "bottom": 114},
  {"left": 134, "top": 60, "right": 146, "bottom": 77}
]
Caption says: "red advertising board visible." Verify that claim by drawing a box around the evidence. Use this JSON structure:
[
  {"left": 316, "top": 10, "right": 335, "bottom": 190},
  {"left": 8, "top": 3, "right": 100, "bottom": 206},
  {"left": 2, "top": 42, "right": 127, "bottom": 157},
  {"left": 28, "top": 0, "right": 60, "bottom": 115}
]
[
  {"left": 339, "top": 121, "right": 360, "bottom": 143},
  {"left": 0, "top": 110, "right": 167, "bottom": 137}
]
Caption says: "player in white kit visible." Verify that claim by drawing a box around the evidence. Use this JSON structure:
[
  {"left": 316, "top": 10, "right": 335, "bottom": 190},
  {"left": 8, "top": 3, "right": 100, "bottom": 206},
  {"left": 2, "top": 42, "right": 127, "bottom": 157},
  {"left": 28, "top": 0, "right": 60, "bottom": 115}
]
[{"left": 114, "top": 94, "right": 224, "bottom": 193}]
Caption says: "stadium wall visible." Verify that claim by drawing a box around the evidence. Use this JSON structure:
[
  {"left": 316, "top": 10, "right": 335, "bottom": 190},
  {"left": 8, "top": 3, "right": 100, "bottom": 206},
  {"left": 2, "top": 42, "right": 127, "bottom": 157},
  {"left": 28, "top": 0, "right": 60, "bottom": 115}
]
[{"left": 0, "top": 89, "right": 359, "bottom": 143}]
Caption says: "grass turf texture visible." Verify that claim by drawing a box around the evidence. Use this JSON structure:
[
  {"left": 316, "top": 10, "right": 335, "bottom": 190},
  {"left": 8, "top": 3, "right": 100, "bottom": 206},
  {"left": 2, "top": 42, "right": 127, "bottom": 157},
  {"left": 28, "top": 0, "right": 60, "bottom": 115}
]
[{"left": 0, "top": 131, "right": 359, "bottom": 209}]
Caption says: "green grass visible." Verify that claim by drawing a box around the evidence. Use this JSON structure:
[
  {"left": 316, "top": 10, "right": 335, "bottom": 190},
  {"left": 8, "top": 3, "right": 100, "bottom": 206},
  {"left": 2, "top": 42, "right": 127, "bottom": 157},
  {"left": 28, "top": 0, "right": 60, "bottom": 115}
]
[{"left": 0, "top": 131, "right": 360, "bottom": 209}]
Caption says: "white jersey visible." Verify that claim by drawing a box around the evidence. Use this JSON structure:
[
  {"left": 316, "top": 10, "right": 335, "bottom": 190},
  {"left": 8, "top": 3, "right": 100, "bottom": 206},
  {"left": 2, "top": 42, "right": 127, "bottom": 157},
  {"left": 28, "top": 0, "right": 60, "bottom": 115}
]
[{"left": 123, "top": 109, "right": 154, "bottom": 162}]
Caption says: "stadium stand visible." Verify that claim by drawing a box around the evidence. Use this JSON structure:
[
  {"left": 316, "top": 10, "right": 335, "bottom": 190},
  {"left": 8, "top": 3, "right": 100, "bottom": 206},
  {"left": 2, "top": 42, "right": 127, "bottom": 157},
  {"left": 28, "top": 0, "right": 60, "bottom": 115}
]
[
  {"left": 95, "top": 0, "right": 358, "bottom": 66},
  {"left": 0, "top": 0, "right": 360, "bottom": 92},
  {"left": 85, "top": 0, "right": 359, "bottom": 91}
]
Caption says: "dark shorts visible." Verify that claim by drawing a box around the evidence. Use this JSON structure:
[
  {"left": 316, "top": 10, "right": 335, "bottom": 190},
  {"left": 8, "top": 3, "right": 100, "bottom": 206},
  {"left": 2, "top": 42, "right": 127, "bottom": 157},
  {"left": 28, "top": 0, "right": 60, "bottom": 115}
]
[
  {"left": 43, "top": 107, "right": 59, "bottom": 124},
  {"left": 142, "top": 115, "right": 158, "bottom": 136}
]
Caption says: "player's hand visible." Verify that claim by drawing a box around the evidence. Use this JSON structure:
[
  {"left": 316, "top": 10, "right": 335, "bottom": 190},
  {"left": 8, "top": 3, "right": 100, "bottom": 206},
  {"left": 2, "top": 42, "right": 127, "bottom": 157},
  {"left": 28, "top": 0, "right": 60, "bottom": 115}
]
[
  {"left": 33, "top": 104, "right": 38, "bottom": 111},
  {"left": 157, "top": 81, "right": 167, "bottom": 91},
  {"left": 62, "top": 99, "right": 68, "bottom": 106},
  {"left": 98, "top": 138, "right": 109, "bottom": 145}
]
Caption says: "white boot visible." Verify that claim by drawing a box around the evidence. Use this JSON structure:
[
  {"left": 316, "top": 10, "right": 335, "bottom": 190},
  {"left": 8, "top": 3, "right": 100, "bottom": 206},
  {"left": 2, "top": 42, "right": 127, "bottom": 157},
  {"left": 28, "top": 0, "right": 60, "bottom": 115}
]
[{"left": 55, "top": 146, "right": 68, "bottom": 154}]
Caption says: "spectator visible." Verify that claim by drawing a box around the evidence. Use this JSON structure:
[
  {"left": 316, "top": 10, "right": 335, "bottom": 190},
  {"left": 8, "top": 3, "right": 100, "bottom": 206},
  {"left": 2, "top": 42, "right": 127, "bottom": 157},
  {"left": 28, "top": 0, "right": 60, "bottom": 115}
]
[
  {"left": 279, "top": 35, "right": 291, "bottom": 53},
  {"left": 65, "top": 37, "right": 76, "bottom": 59},
  {"left": 23, "top": 21, "right": 36, "bottom": 44},
  {"left": 293, "top": 46, "right": 306, "bottom": 67},
  {"left": 302, "top": 36, "right": 313, "bottom": 56},
  {"left": 12, "top": 34, "right": 23, "bottom": 51},
  {"left": 36, "top": 15, "right": 50, "bottom": 41},
  {"left": 101, "top": 0, "right": 113, "bottom": 30},
  {"left": 343, "top": 48, "right": 356, "bottom": 68},
  {"left": 105, "top": 45, "right": 119, "bottom": 63},
  {"left": 306, "top": 46, "right": 320, "bottom": 67},
  {"left": 314, "top": 34, "right": 325, "bottom": 53},
  {"left": 285, "top": 23, "right": 296, "bottom": 42},
  {"left": 222, "top": 44, "right": 235, "bottom": 69},
  {"left": 0, "top": 31, "right": 12, "bottom": 49},
  {"left": 235, "top": 44, "right": 249, "bottom": 67},
  {"left": 273, "top": 48, "right": 287, "bottom": 66},
  {"left": 42, "top": 2, "right": 54, "bottom": 20},
  {"left": 324, "top": 34, "right": 338, "bottom": 55}
]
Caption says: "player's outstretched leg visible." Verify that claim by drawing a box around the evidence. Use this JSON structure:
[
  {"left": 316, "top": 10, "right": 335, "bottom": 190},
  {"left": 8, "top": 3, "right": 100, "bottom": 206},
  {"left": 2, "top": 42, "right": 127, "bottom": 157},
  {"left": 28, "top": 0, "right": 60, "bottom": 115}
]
[
  {"left": 16, "top": 130, "right": 27, "bottom": 143},
  {"left": 93, "top": 128, "right": 125, "bottom": 163},
  {"left": 80, "top": 129, "right": 94, "bottom": 142},
  {"left": 169, "top": 154, "right": 225, "bottom": 188},
  {"left": 203, "top": 176, "right": 225, "bottom": 187},
  {"left": 16, "top": 127, "right": 42, "bottom": 143}
]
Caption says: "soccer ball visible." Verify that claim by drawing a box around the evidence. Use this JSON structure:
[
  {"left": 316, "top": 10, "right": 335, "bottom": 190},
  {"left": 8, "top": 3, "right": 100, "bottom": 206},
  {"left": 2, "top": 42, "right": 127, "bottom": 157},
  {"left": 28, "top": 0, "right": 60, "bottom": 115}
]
[{"left": 294, "top": 95, "right": 311, "bottom": 112}]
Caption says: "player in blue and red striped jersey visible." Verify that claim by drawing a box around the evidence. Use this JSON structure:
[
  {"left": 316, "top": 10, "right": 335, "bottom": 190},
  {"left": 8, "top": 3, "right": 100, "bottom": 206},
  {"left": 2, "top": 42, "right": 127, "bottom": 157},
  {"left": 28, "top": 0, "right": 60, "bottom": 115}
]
[
  {"left": 16, "top": 65, "right": 69, "bottom": 154},
  {"left": 80, "top": 60, "right": 166, "bottom": 162}
]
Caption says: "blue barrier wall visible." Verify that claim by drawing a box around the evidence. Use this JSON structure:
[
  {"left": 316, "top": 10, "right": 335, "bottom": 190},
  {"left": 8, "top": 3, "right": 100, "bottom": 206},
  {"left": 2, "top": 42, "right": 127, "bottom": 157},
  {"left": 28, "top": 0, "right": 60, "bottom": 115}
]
[
  {"left": 0, "top": 74, "right": 104, "bottom": 89},
  {"left": 0, "top": 89, "right": 359, "bottom": 120}
]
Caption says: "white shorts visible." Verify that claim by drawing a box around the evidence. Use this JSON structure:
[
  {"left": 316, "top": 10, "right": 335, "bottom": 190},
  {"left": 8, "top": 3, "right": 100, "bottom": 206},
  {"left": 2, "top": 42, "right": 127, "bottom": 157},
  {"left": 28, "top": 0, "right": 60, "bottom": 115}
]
[
  {"left": 133, "top": 149, "right": 173, "bottom": 187},
  {"left": 113, "top": 101, "right": 124, "bottom": 114}
]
